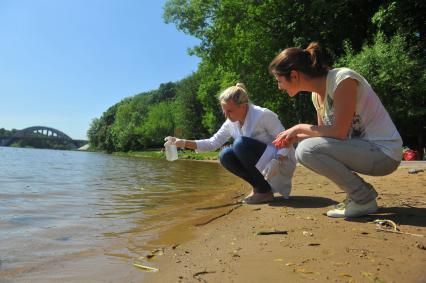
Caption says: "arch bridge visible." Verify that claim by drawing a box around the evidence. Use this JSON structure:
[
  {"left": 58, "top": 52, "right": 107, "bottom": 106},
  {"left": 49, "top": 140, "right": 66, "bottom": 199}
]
[{"left": 0, "top": 126, "right": 88, "bottom": 148}]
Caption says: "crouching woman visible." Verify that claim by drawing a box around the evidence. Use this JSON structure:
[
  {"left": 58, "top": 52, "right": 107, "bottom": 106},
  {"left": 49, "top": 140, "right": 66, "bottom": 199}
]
[{"left": 165, "top": 83, "right": 296, "bottom": 204}]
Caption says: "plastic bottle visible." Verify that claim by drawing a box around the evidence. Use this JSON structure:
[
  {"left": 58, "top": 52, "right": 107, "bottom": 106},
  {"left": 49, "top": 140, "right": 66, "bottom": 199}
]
[{"left": 164, "top": 140, "right": 178, "bottom": 161}]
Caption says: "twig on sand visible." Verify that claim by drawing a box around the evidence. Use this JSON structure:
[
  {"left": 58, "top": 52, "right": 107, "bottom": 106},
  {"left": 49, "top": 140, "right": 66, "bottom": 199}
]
[
  {"left": 194, "top": 204, "right": 243, "bottom": 226},
  {"left": 257, "top": 230, "right": 288, "bottom": 235},
  {"left": 193, "top": 270, "right": 216, "bottom": 282},
  {"left": 132, "top": 263, "right": 159, "bottom": 272},
  {"left": 233, "top": 192, "right": 246, "bottom": 199},
  {"left": 193, "top": 270, "right": 216, "bottom": 277},
  {"left": 373, "top": 219, "right": 425, "bottom": 238},
  {"left": 196, "top": 201, "right": 242, "bottom": 210},
  {"left": 376, "top": 228, "right": 425, "bottom": 237}
]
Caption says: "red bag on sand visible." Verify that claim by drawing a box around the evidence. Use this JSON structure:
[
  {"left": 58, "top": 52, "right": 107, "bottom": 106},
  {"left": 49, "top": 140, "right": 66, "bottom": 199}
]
[{"left": 403, "top": 149, "right": 419, "bottom": 161}]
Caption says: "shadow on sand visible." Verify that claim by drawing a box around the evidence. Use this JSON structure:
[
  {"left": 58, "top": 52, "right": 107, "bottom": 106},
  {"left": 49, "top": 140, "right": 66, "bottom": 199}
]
[
  {"left": 270, "top": 196, "right": 426, "bottom": 228},
  {"left": 346, "top": 206, "right": 426, "bottom": 228},
  {"left": 269, "top": 195, "right": 338, "bottom": 208}
]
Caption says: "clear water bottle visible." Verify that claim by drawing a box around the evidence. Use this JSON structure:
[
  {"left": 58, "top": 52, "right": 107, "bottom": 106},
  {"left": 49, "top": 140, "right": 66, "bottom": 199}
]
[{"left": 164, "top": 140, "right": 178, "bottom": 161}]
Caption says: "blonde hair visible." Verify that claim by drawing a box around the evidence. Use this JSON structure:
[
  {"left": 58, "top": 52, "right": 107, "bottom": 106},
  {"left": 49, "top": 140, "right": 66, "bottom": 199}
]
[{"left": 218, "top": 83, "right": 249, "bottom": 105}]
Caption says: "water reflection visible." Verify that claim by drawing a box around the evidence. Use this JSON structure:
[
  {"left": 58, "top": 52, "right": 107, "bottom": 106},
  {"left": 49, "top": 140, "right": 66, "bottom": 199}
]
[{"left": 0, "top": 147, "right": 239, "bottom": 282}]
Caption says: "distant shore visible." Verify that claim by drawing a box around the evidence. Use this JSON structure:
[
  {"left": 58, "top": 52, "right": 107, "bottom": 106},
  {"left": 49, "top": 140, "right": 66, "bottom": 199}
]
[{"left": 113, "top": 149, "right": 220, "bottom": 161}]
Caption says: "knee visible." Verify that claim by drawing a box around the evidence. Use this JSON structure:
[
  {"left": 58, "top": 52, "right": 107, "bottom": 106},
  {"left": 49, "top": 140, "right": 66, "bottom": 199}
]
[
  {"left": 232, "top": 136, "right": 251, "bottom": 154},
  {"left": 295, "top": 137, "right": 322, "bottom": 164},
  {"left": 233, "top": 136, "right": 249, "bottom": 149},
  {"left": 219, "top": 147, "right": 234, "bottom": 166}
]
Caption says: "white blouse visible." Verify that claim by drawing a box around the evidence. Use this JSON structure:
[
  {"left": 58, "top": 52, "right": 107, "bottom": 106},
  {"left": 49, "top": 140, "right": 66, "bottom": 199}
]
[{"left": 196, "top": 104, "right": 296, "bottom": 198}]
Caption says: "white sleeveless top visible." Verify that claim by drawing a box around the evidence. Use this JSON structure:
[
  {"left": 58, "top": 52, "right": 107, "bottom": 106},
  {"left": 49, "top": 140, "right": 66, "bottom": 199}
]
[{"left": 311, "top": 68, "right": 402, "bottom": 161}]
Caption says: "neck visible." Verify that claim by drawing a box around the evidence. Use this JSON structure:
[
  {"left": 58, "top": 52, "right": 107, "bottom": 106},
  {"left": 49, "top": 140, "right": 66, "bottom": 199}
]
[
  {"left": 301, "top": 73, "right": 327, "bottom": 98},
  {"left": 239, "top": 104, "right": 249, "bottom": 125}
]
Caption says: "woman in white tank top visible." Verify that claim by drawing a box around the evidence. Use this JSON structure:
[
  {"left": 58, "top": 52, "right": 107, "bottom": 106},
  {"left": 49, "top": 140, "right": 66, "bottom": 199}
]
[{"left": 269, "top": 42, "right": 402, "bottom": 218}]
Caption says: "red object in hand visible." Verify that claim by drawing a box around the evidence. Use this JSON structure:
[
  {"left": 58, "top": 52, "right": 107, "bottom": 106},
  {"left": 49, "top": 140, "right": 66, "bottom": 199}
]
[
  {"left": 403, "top": 149, "right": 419, "bottom": 161},
  {"left": 272, "top": 138, "right": 290, "bottom": 148}
]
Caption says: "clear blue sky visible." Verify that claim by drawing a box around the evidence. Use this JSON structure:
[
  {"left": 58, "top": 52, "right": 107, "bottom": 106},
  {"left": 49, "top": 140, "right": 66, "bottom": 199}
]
[{"left": 0, "top": 0, "right": 200, "bottom": 140}]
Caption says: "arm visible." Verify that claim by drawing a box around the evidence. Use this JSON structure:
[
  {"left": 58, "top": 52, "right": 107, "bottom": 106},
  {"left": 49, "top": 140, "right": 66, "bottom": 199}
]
[
  {"left": 168, "top": 122, "right": 232, "bottom": 152},
  {"left": 178, "top": 139, "right": 197, "bottom": 150},
  {"left": 274, "top": 78, "right": 358, "bottom": 145}
]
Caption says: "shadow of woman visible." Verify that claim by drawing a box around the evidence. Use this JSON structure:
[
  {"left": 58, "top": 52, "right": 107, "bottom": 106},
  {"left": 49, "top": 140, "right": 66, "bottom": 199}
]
[
  {"left": 346, "top": 206, "right": 426, "bottom": 228},
  {"left": 269, "top": 195, "right": 338, "bottom": 208}
]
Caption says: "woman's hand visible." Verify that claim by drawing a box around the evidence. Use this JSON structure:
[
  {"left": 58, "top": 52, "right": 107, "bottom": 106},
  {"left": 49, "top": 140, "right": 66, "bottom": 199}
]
[
  {"left": 272, "top": 126, "right": 298, "bottom": 148},
  {"left": 164, "top": 136, "right": 186, "bottom": 148}
]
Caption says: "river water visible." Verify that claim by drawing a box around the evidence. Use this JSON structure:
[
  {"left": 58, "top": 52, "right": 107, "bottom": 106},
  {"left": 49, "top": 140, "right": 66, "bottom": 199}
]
[{"left": 0, "top": 147, "right": 239, "bottom": 282}]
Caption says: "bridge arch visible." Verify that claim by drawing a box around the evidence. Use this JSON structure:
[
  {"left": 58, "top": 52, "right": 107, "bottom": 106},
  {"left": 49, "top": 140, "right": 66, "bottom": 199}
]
[
  {"left": 12, "top": 126, "right": 74, "bottom": 141},
  {"left": 0, "top": 126, "right": 88, "bottom": 149}
]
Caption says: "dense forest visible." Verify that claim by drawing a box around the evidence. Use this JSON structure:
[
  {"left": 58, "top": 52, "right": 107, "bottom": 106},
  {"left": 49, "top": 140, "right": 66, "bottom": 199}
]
[{"left": 88, "top": 0, "right": 425, "bottom": 157}]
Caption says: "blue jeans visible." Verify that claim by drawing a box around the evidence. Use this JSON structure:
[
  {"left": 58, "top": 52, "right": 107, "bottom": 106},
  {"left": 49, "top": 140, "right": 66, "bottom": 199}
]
[{"left": 219, "top": 136, "right": 272, "bottom": 193}]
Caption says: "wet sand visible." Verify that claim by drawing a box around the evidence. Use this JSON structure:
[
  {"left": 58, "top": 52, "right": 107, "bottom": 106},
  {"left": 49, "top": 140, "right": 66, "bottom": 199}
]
[{"left": 144, "top": 162, "right": 426, "bottom": 283}]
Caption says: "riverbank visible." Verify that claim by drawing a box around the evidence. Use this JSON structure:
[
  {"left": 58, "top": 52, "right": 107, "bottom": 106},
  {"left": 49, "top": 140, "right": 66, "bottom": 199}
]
[
  {"left": 142, "top": 162, "right": 426, "bottom": 283},
  {"left": 113, "top": 149, "right": 219, "bottom": 161}
]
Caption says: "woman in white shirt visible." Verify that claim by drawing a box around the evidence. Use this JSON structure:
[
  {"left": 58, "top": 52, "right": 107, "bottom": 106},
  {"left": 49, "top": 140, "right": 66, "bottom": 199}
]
[
  {"left": 269, "top": 42, "right": 402, "bottom": 218},
  {"left": 165, "top": 83, "right": 296, "bottom": 204}
]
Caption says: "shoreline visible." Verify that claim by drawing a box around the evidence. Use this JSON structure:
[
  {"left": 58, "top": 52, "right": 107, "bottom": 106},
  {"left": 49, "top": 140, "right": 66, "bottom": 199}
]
[
  {"left": 142, "top": 163, "right": 426, "bottom": 283},
  {"left": 113, "top": 149, "right": 220, "bottom": 162}
]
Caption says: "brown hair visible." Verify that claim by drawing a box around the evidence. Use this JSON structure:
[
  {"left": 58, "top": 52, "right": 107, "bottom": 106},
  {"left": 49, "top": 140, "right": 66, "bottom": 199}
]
[{"left": 269, "top": 42, "right": 329, "bottom": 79}]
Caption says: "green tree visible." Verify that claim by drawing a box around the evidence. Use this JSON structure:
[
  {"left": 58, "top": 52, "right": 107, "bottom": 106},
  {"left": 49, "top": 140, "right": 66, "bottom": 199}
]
[
  {"left": 152, "top": 82, "right": 177, "bottom": 103},
  {"left": 110, "top": 94, "right": 153, "bottom": 151},
  {"left": 87, "top": 103, "right": 121, "bottom": 152},
  {"left": 88, "top": 1, "right": 425, "bottom": 154},
  {"left": 174, "top": 72, "right": 208, "bottom": 139},
  {"left": 163, "top": 0, "right": 382, "bottom": 129},
  {"left": 372, "top": 1, "right": 425, "bottom": 57},
  {"left": 140, "top": 101, "right": 176, "bottom": 147}
]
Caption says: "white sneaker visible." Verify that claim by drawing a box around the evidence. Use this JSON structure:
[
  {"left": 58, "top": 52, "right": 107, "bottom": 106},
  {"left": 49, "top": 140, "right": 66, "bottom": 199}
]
[
  {"left": 326, "top": 199, "right": 378, "bottom": 218},
  {"left": 334, "top": 198, "right": 349, "bottom": 209}
]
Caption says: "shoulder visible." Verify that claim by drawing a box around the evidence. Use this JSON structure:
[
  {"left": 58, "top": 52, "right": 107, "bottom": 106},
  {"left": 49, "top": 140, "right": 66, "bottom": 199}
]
[
  {"left": 328, "top": 68, "right": 364, "bottom": 94},
  {"left": 251, "top": 104, "right": 275, "bottom": 114},
  {"left": 251, "top": 104, "right": 265, "bottom": 112},
  {"left": 331, "top": 67, "right": 365, "bottom": 83},
  {"left": 221, "top": 119, "right": 234, "bottom": 130},
  {"left": 250, "top": 104, "right": 279, "bottom": 125}
]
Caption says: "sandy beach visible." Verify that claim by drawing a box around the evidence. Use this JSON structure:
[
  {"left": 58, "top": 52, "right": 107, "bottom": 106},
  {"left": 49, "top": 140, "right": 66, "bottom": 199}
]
[{"left": 141, "top": 162, "right": 426, "bottom": 283}]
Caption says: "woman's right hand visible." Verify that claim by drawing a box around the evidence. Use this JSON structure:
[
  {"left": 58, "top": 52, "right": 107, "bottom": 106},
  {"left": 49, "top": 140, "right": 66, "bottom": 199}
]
[
  {"left": 164, "top": 136, "right": 185, "bottom": 148},
  {"left": 164, "top": 136, "right": 176, "bottom": 143},
  {"left": 272, "top": 136, "right": 294, "bottom": 148},
  {"left": 273, "top": 127, "right": 297, "bottom": 148}
]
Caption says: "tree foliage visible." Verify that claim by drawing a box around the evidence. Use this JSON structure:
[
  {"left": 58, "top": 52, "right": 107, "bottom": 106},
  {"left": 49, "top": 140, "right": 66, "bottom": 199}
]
[{"left": 87, "top": 0, "right": 425, "bottom": 154}]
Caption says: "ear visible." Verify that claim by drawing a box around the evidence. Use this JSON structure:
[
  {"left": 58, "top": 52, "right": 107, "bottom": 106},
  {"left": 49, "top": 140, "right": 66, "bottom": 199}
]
[{"left": 290, "top": 70, "right": 299, "bottom": 81}]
